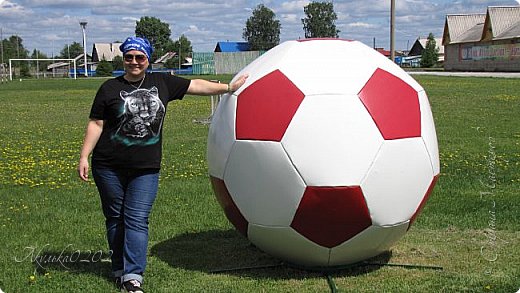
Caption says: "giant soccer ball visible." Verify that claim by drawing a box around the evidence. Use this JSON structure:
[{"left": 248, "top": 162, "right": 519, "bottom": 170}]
[{"left": 207, "top": 39, "right": 440, "bottom": 267}]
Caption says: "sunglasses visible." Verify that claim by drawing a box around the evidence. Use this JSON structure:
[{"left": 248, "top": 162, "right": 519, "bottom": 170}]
[{"left": 124, "top": 54, "right": 147, "bottom": 63}]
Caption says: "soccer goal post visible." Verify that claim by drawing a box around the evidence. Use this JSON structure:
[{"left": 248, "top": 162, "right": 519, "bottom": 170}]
[{"left": 8, "top": 58, "right": 77, "bottom": 80}]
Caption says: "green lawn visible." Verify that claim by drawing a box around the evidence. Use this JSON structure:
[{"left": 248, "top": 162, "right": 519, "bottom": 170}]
[{"left": 0, "top": 75, "right": 518, "bottom": 292}]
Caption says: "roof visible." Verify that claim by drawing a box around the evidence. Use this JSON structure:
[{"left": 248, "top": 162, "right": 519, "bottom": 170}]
[
  {"left": 455, "top": 23, "right": 485, "bottom": 43},
  {"left": 483, "top": 6, "right": 520, "bottom": 40},
  {"left": 92, "top": 43, "right": 122, "bottom": 62},
  {"left": 375, "top": 48, "right": 391, "bottom": 57},
  {"left": 417, "top": 38, "right": 444, "bottom": 54},
  {"left": 443, "top": 14, "right": 486, "bottom": 45},
  {"left": 154, "top": 52, "right": 177, "bottom": 63},
  {"left": 497, "top": 22, "right": 520, "bottom": 39},
  {"left": 409, "top": 37, "right": 444, "bottom": 56},
  {"left": 443, "top": 6, "right": 520, "bottom": 45},
  {"left": 47, "top": 53, "right": 91, "bottom": 70},
  {"left": 47, "top": 62, "right": 70, "bottom": 70},
  {"left": 214, "top": 42, "right": 250, "bottom": 52}
]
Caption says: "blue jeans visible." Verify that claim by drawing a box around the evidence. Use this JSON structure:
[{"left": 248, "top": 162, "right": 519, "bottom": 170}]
[{"left": 92, "top": 167, "right": 159, "bottom": 284}]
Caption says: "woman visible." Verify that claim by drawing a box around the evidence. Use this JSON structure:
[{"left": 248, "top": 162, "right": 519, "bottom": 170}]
[{"left": 78, "top": 36, "right": 247, "bottom": 292}]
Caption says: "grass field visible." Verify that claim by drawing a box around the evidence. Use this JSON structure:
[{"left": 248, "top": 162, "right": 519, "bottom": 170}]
[{"left": 0, "top": 74, "right": 518, "bottom": 292}]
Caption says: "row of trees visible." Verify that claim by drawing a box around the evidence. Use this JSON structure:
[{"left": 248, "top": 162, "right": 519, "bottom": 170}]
[
  {"left": 128, "top": 1, "right": 339, "bottom": 62},
  {"left": 244, "top": 2, "right": 339, "bottom": 51}
]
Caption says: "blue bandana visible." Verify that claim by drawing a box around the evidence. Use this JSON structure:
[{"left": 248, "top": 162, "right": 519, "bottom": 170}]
[{"left": 120, "top": 37, "right": 154, "bottom": 61}]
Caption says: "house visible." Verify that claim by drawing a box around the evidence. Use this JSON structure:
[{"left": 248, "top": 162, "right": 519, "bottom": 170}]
[
  {"left": 443, "top": 6, "right": 520, "bottom": 71},
  {"left": 408, "top": 37, "right": 445, "bottom": 62},
  {"left": 214, "top": 42, "right": 251, "bottom": 52},
  {"left": 47, "top": 54, "right": 92, "bottom": 77},
  {"left": 151, "top": 52, "right": 193, "bottom": 71},
  {"left": 92, "top": 42, "right": 123, "bottom": 62}
]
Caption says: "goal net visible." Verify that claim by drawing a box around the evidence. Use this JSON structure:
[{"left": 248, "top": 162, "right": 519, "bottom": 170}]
[{"left": 8, "top": 58, "right": 77, "bottom": 80}]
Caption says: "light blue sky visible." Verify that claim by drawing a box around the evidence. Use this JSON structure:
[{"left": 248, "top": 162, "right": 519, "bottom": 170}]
[{"left": 0, "top": 0, "right": 518, "bottom": 57}]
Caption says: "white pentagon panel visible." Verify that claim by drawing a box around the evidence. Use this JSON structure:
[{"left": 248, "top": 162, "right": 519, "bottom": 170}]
[
  {"left": 282, "top": 94, "right": 383, "bottom": 186},
  {"left": 207, "top": 93, "right": 237, "bottom": 179},
  {"left": 248, "top": 224, "right": 331, "bottom": 266},
  {"left": 278, "top": 40, "right": 381, "bottom": 96},
  {"left": 329, "top": 222, "right": 409, "bottom": 266},
  {"left": 361, "top": 138, "right": 434, "bottom": 226},
  {"left": 223, "top": 140, "right": 306, "bottom": 226},
  {"left": 418, "top": 90, "right": 440, "bottom": 175},
  {"left": 232, "top": 41, "right": 298, "bottom": 97}
]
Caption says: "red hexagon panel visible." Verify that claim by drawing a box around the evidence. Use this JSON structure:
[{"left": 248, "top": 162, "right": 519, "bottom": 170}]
[
  {"left": 408, "top": 175, "right": 440, "bottom": 230},
  {"left": 358, "top": 68, "right": 421, "bottom": 140},
  {"left": 235, "top": 70, "right": 305, "bottom": 142},
  {"left": 290, "top": 186, "right": 372, "bottom": 248},
  {"left": 210, "top": 176, "right": 248, "bottom": 237}
]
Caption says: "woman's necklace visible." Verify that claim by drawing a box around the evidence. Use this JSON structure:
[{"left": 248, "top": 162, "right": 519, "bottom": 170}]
[{"left": 128, "top": 74, "right": 146, "bottom": 89}]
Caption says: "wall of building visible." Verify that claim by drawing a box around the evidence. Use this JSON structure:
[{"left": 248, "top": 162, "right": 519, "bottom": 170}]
[{"left": 444, "top": 39, "right": 520, "bottom": 71}]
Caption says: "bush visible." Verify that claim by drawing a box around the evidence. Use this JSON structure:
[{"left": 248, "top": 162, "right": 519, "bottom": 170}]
[{"left": 96, "top": 59, "right": 113, "bottom": 77}]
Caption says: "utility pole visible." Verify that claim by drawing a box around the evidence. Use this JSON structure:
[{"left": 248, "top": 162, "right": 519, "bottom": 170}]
[
  {"left": 80, "top": 21, "right": 88, "bottom": 77},
  {"left": 178, "top": 36, "right": 182, "bottom": 70},
  {"left": 390, "top": 0, "right": 396, "bottom": 63},
  {"left": 0, "top": 27, "right": 4, "bottom": 66},
  {"left": 0, "top": 27, "right": 3, "bottom": 81}
]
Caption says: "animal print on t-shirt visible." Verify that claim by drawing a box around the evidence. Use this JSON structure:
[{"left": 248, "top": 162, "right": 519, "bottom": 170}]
[{"left": 113, "top": 86, "right": 165, "bottom": 145}]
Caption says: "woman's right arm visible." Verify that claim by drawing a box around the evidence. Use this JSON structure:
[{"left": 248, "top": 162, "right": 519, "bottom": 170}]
[{"left": 78, "top": 119, "right": 104, "bottom": 182}]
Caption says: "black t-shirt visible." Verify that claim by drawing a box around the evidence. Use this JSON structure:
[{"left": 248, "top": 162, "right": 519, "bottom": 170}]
[{"left": 89, "top": 73, "right": 191, "bottom": 169}]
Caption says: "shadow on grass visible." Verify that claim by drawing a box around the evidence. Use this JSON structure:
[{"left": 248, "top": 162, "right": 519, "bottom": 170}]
[
  {"left": 150, "top": 229, "right": 391, "bottom": 280},
  {"left": 31, "top": 249, "right": 112, "bottom": 282}
]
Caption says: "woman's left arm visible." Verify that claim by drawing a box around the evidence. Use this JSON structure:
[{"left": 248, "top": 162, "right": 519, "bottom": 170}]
[{"left": 187, "top": 74, "right": 248, "bottom": 96}]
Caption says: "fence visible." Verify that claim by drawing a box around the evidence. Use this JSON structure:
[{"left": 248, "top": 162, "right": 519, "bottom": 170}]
[
  {"left": 214, "top": 51, "right": 263, "bottom": 74},
  {"left": 193, "top": 52, "right": 215, "bottom": 75},
  {"left": 193, "top": 51, "right": 264, "bottom": 75}
]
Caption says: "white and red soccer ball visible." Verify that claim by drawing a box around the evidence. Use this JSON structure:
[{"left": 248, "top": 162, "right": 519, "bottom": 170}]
[{"left": 207, "top": 39, "right": 440, "bottom": 267}]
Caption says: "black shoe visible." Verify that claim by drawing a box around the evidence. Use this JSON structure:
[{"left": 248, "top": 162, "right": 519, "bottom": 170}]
[
  {"left": 114, "top": 277, "right": 122, "bottom": 290},
  {"left": 121, "top": 279, "right": 144, "bottom": 293}
]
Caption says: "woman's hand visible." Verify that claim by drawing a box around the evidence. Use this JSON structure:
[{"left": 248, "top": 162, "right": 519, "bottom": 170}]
[
  {"left": 229, "top": 74, "right": 249, "bottom": 92},
  {"left": 78, "top": 157, "right": 90, "bottom": 182},
  {"left": 187, "top": 74, "right": 249, "bottom": 96},
  {"left": 77, "top": 119, "right": 104, "bottom": 182}
]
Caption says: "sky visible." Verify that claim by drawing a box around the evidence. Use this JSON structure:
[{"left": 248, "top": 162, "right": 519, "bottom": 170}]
[{"left": 0, "top": 0, "right": 519, "bottom": 57}]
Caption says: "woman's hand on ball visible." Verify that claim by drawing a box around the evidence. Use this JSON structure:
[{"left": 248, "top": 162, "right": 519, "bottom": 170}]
[{"left": 230, "top": 74, "right": 249, "bottom": 92}]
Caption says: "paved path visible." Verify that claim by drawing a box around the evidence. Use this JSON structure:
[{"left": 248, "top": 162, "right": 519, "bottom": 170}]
[{"left": 407, "top": 71, "right": 520, "bottom": 78}]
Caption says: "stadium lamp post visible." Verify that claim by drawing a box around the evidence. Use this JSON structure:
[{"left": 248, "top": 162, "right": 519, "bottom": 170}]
[
  {"left": 390, "top": 0, "right": 396, "bottom": 63},
  {"left": 80, "top": 21, "right": 88, "bottom": 77}
]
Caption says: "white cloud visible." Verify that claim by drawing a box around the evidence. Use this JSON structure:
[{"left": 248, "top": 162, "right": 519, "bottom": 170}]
[
  {"left": 348, "top": 22, "right": 376, "bottom": 29},
  {"left": 278, "top": 0, "right": 309, "bottom": 13}
]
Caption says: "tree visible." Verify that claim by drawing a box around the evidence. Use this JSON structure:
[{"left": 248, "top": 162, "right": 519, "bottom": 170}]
[
  {"left": 302, "top": 1, "right": 340, "bottom": 38},
  {"left": 165, "top": 34, "right": 192, "bottom": 69},
  {"left": 243, "top": 4, "right": 281, "bottom": 51},
  {"left": 1, "top": 35, "right": 28, "bottom": 60},
  {"left": 59, "top": 42, "right": 83, "bottom": 59},
  {"left": 420, "top": 33, "right": 439, "bottom": 68},
  {"left": 1, "top": 35, "right": 28, "bottom": 78},
  {"left": 112, "top": 55, "right": 124, "bottom": 71},
  {"left": 135, "top": 16, "right": 172, "bottom": 61},
  {"left": 30, "top": 49, "right": 51, "bottom": 72},
  {"left": 96, "top": 58, "right": 113, "bottom": 77},
  {"left": 31, "top": 49, "right": 48, "bottom": 59}
]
